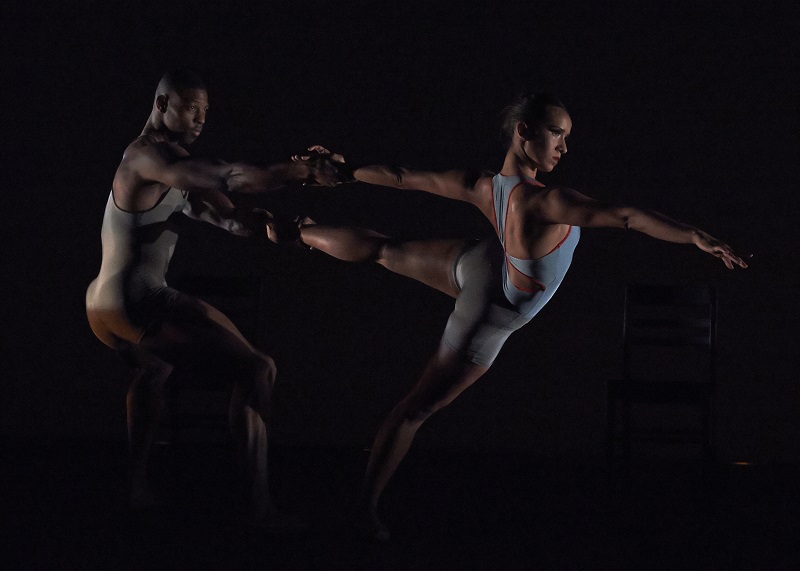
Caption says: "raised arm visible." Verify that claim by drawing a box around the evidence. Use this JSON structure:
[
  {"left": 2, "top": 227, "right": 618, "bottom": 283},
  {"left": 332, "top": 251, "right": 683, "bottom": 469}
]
[{"left": 541, "top": 186, "right": 748, "bottom": 269}]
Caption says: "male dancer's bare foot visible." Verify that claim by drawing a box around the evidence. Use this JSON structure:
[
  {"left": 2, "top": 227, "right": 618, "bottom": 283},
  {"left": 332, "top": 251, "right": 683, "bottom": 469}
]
[
  {"left": 353, "top": 507, "right": 391, "bottom": 543},
  {"left": 129, "top": 482, "right": 165, "bottom": 512}
]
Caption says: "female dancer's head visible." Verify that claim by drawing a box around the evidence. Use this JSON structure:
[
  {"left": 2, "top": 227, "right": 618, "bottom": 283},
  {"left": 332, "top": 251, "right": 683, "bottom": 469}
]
[{"left": 501, "top": 92, "right": 571, "bottom": 173}]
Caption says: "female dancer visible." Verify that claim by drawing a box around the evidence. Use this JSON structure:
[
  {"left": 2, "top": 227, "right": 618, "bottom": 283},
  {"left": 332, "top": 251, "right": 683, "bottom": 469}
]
[{"left": 291, "top": 92, "right": 747, "bottom": 540}]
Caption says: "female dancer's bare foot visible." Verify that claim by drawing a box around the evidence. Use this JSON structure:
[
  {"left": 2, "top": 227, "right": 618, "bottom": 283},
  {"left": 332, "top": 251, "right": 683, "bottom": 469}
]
[{"left": 266, "top": 215, "right": 312, "bottom": 249}]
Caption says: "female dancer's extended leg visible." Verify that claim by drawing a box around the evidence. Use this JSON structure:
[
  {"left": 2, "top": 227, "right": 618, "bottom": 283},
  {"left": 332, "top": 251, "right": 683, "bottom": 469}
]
[{"left": 299, "top": 225, "right": 465, "bottom": 297}]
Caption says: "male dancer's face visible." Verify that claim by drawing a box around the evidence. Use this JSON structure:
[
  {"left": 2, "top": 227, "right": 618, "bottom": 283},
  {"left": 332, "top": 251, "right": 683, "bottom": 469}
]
[{"left": 162, "top": 88, "right": 208, "bottom": 146}]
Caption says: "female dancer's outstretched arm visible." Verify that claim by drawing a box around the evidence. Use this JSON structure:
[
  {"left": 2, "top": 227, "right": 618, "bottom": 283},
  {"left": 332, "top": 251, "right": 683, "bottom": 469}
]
[{"left": 537, "top": 186, "right": 748, "bottom": 269}]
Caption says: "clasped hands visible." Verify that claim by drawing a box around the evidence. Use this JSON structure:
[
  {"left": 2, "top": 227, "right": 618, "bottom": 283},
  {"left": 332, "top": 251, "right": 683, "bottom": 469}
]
[{"left": 293, "top": 145, "right": 353, "bottom": 186}]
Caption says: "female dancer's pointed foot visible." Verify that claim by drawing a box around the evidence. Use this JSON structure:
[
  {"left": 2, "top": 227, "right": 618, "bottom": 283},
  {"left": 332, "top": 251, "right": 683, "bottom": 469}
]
[
  {"left": 265, "top": 214, "right": 299, "bottom": 244},
  {"left": 266, "top": 215, "right": 312, "bottom": 249}
]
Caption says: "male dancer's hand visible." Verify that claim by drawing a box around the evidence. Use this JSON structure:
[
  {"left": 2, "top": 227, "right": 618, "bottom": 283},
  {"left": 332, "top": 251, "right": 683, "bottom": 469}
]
[{"left": 293, "top": 145, "right": 354, "bottom": 184}]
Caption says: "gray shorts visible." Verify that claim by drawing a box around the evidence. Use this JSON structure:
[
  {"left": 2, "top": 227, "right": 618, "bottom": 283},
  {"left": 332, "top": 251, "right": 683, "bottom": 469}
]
[
  {"left": 125, "top": 279, "right": 211, "bottom": 344},
  {"left": 441, "top": 239, "right": 531, "bottom": 367}
]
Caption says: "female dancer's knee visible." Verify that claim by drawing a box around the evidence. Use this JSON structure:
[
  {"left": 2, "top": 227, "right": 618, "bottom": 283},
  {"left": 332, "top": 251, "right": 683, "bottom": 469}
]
[{"left": 393, "top": 396, "right": 441, "bottom": 426}]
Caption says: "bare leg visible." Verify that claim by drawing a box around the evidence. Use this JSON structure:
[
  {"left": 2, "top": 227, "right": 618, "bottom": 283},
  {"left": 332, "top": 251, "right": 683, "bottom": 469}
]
[
  {"left": 135, "top": 296, "right": 291, "bottom": 529},
  {"left": 358, "top": 343, "right": 489, "bottom": 541},
  {"left": 124, "top": 349, "right": 172, "bottom": 510},
  {"left": 229, "top": 400, "right": 268, "bottom": 516},
  {"left": 188, "top": 300, "right": 294, "bottom": 526},
  {"left": 227, "top": 353, "right": 283, "bottom": 524},
  {"left": 299, "top": 225, "right": 467, "bottom": 297}
]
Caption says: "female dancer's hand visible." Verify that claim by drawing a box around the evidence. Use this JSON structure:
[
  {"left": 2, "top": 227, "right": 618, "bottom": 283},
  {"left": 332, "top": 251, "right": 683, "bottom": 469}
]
[{"left": 693, "top": 230, "right": 750, "bottom": 269}]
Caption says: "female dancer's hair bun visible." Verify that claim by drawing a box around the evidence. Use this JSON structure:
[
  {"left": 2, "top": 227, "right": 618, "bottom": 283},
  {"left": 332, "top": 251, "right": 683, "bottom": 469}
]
[{"left": 500, "top": 91, "right": 566, "bottom": 143}]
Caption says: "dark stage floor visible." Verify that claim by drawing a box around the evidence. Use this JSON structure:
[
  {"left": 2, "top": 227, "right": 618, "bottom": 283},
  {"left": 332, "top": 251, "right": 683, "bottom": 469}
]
[{"left": 4, "top": 440, "right": 799, "bottom": 570}]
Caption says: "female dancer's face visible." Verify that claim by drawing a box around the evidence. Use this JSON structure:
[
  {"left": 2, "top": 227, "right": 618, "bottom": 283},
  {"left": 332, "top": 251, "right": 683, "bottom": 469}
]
[{"left": 521, "top": 105, "right": 572, "bottom": 173}]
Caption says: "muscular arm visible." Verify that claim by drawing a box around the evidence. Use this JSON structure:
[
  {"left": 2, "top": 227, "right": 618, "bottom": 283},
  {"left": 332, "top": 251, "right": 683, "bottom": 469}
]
[
  {"left": 540, "top": 186, "right": 748, "bottom": 269},
  {"left": 131, "top": 144, "right": 312, "bottom": 194},
  {"left": 182, "top": 189, "right": 269, "bottom": 237},
  {"left": 352, "top": 165, "right": 484, "bottom": 206},
  {"left": 541, "top": 187, "right": 696, "bottom": 240},
  {"left": 293, "top": 146, "right": 485, "bottom": 205}
]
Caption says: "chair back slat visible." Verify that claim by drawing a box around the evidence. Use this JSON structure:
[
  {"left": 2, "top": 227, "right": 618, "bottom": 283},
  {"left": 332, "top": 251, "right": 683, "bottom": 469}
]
[{"left": 622, "top": 283, "right": 716, "bottom": 383}]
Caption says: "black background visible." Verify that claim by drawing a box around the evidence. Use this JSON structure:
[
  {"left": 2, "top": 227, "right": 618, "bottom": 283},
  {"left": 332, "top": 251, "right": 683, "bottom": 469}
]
[{"left": 3, "top": 1, "right": 798, "bottom": 462}]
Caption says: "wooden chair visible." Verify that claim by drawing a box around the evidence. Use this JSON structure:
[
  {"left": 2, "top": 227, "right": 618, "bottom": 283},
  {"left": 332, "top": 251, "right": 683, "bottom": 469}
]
[{"left": 606, "top": 284, "right": 717, "bottom": 477}]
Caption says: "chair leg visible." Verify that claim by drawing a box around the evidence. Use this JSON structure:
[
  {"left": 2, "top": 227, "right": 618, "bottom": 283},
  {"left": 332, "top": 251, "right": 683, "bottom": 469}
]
[
  {"left": 702, "top": 398, "right": 713, "bottom": 461},
  {"left": 621, "top": 399, "right": 631, "bottom": 461},
  {"left": 606, "top": 394, "right": 616, "bottom": 490},
  {"left": 694, "top": 399, "right": 711, "bottom": 487},
  {"left": 619, "top": 398, "right": 633, "bottom": 488}
]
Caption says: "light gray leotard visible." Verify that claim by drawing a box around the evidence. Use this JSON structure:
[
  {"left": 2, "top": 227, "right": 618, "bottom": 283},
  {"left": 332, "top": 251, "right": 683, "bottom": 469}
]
[
  {"left": 440, "top": 174, "right": 579, "bottom": 366},
  {"left": 491, "top": 173, "right": 580, "bottom": 319},
  {"left": 85, "top": 187, "right": 188, "bottom": 344}
]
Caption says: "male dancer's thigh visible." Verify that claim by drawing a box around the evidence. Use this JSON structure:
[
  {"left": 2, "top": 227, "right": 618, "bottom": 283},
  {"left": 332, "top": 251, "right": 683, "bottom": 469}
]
[{"left": 137, "top": 291, "right": 259, "bottom": 373}]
